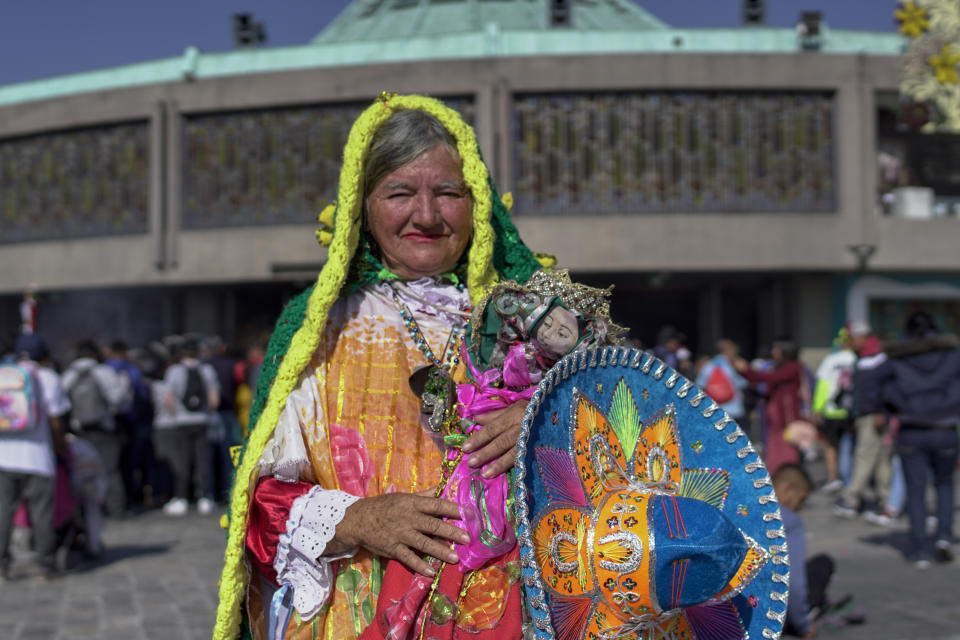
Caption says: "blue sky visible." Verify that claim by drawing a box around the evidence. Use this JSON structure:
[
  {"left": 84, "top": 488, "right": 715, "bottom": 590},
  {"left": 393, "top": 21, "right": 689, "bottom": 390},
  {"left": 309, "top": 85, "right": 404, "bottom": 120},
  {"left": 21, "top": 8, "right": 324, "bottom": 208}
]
[{"left": 0, "top": 1, "right": 899, "bottom": 86}]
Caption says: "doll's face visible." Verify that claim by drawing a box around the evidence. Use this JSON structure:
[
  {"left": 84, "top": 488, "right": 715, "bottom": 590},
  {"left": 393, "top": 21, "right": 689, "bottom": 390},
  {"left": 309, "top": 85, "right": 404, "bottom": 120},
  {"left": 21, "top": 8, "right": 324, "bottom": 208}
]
[{"left": 534, "top": 305, "right": 579, "bottom": 357}]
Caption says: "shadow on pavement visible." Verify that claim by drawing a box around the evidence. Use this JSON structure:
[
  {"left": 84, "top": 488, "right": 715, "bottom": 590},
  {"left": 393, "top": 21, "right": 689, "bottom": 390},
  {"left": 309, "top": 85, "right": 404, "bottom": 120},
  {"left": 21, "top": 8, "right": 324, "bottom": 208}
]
[
  {"left": 65, "top": 542, "right": 175, "bottom": 574},
  {"left": 858, "top": 530, "right": 911, "bottom": 557}
]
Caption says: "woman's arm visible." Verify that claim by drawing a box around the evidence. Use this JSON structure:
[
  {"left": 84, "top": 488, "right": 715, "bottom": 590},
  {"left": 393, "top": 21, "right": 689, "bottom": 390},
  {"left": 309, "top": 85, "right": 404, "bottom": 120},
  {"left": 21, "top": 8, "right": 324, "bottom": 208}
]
[
  {"left": 247, "top": 477, "right": 314, "bottom": 584},
  {"left": 251, "top": 367, "right": 468, "bottom": 582},
  {"left": 248, "top": 476, "right": 467, "bottom": 580},
  {"left": 738, "top": 361, "right": 799, "bottom": 386},
  {"left": 246, "top": 477, "right": 363, "bottom": 620},
  {"left": 331, "top": 492, "right": 467, "bottom": 576}
]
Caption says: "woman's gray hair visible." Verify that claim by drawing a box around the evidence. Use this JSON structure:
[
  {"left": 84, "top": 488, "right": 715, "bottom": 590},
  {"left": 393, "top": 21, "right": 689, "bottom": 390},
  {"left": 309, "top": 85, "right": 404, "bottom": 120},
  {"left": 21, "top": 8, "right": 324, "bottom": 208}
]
[{"left": 362, "top": 109, "right": 461, "bottom": 203}]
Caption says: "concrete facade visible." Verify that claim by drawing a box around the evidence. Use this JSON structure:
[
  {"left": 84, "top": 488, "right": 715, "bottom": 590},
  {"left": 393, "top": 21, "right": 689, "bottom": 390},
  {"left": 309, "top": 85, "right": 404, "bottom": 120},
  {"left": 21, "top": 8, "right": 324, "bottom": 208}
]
[
  {"left": 1, "top": 17, "right": 956, "bottom": 356},
  {"left": 0, "top": 53, "right": 911, "bottom": 289}
]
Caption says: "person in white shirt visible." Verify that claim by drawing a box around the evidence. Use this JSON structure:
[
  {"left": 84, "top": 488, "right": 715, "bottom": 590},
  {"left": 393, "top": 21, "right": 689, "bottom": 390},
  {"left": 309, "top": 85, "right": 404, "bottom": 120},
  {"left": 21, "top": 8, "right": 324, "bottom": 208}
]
[
  {"left": 0, "top": 334, "right": 70, "bottom": 580},
  {"left": 157, "top": 339, "right": 220, "bottom": 516}
]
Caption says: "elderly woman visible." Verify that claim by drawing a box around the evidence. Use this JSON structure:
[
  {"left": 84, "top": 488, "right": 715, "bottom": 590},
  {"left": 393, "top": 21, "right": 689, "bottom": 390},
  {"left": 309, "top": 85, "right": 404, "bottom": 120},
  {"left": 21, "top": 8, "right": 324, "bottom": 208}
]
[{"left": 213, "top": 95, "right": 546, "bottom": 640}]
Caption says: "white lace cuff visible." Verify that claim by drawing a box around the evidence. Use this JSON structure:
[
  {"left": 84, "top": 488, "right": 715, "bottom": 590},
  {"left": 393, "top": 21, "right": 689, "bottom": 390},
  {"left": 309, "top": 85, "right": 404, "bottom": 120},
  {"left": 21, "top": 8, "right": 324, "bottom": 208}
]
[{"left": 274, "top": 487, "right": 361, "bottom": 619}]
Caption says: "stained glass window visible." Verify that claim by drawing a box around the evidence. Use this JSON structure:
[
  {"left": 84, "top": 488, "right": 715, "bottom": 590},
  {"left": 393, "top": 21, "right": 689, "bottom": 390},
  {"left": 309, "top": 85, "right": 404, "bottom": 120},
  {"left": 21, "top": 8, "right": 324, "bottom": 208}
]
[
  {"left": 0, "top": 122, "right": 149, "bottom": 244},
  {"left": 512, "top": 92, "right": 835, "bottom": 215},
  {"left": 182, "top": 97, "right": 475, "bottom": 229}
]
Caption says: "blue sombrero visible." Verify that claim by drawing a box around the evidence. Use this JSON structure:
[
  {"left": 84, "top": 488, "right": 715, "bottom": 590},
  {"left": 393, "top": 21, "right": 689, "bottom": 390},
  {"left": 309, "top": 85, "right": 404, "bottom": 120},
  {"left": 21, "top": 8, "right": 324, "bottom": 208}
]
[{"left": 514, "top": 347, "right": 788, "bottom": 640}]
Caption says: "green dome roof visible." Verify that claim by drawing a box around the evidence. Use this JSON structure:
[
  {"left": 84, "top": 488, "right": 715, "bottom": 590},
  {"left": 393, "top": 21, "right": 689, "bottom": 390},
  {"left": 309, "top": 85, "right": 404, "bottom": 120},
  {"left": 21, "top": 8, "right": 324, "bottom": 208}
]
[
  {"left": 314, "top": 0, "right": 668, "bottom": 43},
  {"left": 0, "top": 0, "right": 904, "bottom": 108}
]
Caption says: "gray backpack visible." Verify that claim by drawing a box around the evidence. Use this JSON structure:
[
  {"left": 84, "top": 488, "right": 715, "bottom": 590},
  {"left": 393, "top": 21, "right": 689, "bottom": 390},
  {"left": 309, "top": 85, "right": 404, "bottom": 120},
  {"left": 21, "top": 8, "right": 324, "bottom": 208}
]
[{"left": 68, "top": 368, "right": 109, "bottom": 430}]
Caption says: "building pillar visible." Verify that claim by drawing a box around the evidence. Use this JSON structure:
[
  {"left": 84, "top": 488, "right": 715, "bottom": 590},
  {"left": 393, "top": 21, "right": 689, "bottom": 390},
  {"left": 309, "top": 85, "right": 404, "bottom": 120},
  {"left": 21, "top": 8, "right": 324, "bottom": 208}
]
[
  {"left": 475, "top": 83, "right": 496, "bottom": 172},
  {"left": 184, "top": 287, "right": 219, "bottom": 336},
  {"left": 149, "top": 102, "right": 167, "bottom": 270},
  {"left": 165, "top": 101, "right": 182, "bottom": 269},
  {"left": 221, "top": 289, "right": 238, "bottom": 345},
  {"left": 698, "top": 282, "right": 723, "bottom": 354},
  {"left": 755, "top": 279, "right": 788, "bottom": 354},
  {"left": 164, "top": 288, "right": 181, "bottom": 338},
  {"left": 494, "top": 76, "right": 512, "bottom": 193}
]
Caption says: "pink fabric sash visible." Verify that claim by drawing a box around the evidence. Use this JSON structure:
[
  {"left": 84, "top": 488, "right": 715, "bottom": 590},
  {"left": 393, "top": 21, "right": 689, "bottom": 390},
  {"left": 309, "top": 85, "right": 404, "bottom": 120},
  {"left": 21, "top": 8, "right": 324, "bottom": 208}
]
[
  {"left": 457, "top": 344, "right": 536, "bottom": 420},
  {"left": 446, "top": 434, "right": 516, "bottom": 570},
  {"left": 445, "top": 344, "right": 536, "bottom": 569}
]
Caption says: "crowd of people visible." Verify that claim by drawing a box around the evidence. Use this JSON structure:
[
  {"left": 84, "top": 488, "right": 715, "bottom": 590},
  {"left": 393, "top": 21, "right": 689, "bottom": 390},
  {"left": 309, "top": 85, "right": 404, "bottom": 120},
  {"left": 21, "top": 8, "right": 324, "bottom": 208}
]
[
  {"left": 2, "top": 306, "right": 956, "bottom": 623},
  {"left": 0, "top": 330, "right": 266, "bottom": 580},
  {"left": 654, "top": 314, "right": 959, "bottom": 633},
  {"left": 655, "top": 313, "right": 958, "bottom": 571}
]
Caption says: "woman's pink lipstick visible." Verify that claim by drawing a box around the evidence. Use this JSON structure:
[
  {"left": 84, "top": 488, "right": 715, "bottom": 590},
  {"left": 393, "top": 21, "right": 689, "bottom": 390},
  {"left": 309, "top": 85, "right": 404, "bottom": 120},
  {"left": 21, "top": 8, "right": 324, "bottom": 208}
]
[{"left": 403, "top": 232, "right": 446, "bottom": 242}]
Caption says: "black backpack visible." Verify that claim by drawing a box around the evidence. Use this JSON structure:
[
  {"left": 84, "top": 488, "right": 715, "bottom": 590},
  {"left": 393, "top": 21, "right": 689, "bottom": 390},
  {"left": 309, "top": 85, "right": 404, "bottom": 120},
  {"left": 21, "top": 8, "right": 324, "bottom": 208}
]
[{"left": 182, "top": 365, "right": 208, "bottom": 412}]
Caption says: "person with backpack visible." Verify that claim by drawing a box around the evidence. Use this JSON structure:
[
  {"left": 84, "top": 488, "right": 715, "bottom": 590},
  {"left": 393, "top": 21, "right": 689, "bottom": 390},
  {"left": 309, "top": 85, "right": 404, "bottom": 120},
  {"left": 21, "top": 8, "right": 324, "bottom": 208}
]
[
  {"left": 61, "top": 339, "right": 131, "bottom": 518},
  {"left": 696, "top": 338, "right": 749, "bottom": 428},
  {"left": 861, "top": 311, "right": 960, "bottom": 568},
  {"left": 158, "top": 339, "right": 220, "bottom": 516},
  {"left": 812, "top": 323, "right": 870, "bottom": 494},
  {"left": 0, "top": 333, "right": 70, "bottom": 580},
  {"left": 103, "top": 340, "right": 153, "bottom": 512}
]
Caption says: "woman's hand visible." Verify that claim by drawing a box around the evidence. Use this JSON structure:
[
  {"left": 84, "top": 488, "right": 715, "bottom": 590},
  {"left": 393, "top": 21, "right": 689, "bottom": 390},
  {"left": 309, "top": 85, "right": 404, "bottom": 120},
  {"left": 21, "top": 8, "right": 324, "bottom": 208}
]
[
  {"left": 462, "top": 400, "right": 529, "bottom": 478},
  {"left": 330, "top": 492, "right": 469, "bottom": 576}
]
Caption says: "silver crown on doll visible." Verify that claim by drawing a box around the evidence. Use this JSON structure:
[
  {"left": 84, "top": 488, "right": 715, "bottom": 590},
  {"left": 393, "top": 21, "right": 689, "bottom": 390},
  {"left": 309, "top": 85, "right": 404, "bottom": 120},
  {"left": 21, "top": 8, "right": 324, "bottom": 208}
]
[
  {"left": 471, "top": 269, "right": 627, "bottom": 350},
  {"left": 525, "top": 268, "right": 614, "bottom": 318}
]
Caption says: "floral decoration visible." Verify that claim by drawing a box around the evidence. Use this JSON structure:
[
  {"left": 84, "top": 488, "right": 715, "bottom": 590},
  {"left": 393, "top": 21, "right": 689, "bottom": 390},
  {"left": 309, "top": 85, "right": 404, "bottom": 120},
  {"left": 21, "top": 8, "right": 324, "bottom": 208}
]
[
  {"left": 899, "top": 0, "right": 960, "bottom": 131},
  {"left": 896, "top": 0, "right": 930, "bottom": 38}
]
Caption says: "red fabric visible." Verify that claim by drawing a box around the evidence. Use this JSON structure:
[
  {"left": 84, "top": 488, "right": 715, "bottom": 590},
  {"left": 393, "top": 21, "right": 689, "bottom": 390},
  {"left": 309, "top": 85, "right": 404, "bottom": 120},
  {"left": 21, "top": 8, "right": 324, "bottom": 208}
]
[
  {"left": 363, "top": 547, "right": 523, "bottom": 640},
  {"left": 233, "top": 361, "right": 247, "bottom": 386},
  {"left": 246, "top": 476, "right": 314, "bottom": 585},
  {"left": 741, "top": 361, "right": 803, "bottom": 473}
]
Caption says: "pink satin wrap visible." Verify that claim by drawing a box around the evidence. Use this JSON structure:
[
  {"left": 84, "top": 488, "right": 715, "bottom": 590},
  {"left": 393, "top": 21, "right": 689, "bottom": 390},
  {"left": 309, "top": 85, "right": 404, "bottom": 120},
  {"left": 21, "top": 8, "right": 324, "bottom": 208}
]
[
  {"left": 447, "top": 345, "right": 537, "bottom": 569},
  {"left": 457, "top": 343, "right": 537, "bottom": 420},
  {"left": 446, "top": 439, "right": 516, "bottom": 570}
]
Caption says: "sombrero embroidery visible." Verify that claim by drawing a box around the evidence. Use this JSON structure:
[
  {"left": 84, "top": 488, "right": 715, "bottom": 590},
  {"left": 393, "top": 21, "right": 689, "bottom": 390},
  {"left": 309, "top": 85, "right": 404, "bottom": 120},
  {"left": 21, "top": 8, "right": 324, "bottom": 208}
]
[{"left": 515, "top": 347, "right": 789, "bottom": 640}]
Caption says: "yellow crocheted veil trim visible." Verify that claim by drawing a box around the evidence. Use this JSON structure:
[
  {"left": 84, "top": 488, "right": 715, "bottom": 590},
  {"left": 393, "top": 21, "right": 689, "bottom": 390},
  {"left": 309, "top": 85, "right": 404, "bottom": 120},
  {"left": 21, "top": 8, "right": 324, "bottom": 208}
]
[{"left": 213, "top": 94, "right": 500, "bottom": 640}]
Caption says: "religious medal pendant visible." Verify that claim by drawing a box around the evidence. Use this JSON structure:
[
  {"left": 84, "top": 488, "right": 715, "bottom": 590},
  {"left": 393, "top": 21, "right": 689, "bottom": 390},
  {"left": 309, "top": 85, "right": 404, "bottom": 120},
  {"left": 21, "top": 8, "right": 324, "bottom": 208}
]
[{"left": 421, "top": 365, "right": 457, "bottom": 433}]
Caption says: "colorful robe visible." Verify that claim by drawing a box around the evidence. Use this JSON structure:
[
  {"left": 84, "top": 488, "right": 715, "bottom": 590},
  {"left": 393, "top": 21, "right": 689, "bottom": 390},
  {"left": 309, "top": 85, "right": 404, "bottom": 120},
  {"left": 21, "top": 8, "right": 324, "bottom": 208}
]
[{"left": 243, "top": 279, "right": 522, "bottom": 639}]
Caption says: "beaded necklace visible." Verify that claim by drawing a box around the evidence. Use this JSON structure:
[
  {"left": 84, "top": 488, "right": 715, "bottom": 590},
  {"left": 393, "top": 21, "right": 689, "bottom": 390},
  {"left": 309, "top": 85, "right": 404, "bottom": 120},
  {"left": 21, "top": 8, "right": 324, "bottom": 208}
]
[
  {"left": 389, "top": 280, "right": 482, "bottom": 640},
  {"left": 388, "top": 282, "right": 465, "bottom": 372}
]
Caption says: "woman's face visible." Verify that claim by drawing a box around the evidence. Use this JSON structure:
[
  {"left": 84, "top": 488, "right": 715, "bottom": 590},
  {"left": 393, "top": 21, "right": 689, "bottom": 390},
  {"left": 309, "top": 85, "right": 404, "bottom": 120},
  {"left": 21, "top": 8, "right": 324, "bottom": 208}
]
[
  {"left": 534, "top": 305, "right": 579, "bottom": 357},
  {"left": 366, "top": 145, "right": 472, "bottom": 279},
  {"left": 771, "top": 345, "right": 783, "bottom": 364}
]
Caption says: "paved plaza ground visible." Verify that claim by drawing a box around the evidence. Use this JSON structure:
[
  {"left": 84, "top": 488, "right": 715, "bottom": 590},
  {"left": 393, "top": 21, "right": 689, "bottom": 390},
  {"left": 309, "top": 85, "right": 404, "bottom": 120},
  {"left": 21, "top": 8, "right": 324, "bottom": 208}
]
[
  {"left": 798, "top": 481, "right": 960, "bottom": 640},
  {"left": 1, "top": 476, "right": 958, "bottom": 640}
]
